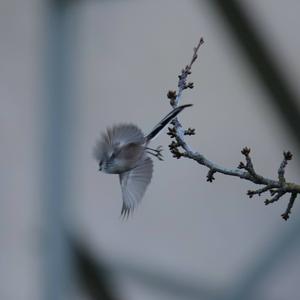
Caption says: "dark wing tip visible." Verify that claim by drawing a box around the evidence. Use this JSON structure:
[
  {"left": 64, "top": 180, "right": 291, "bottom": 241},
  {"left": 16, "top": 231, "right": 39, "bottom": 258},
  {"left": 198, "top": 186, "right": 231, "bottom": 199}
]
[{"left": 120, "top": 204, "right": 133, "bottom": 220}]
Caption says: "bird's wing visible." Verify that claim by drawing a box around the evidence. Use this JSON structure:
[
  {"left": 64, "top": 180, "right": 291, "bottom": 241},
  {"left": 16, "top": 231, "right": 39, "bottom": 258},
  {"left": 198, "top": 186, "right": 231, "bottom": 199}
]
[
  {"left": 93, "top": 124, "right": 145, "bottom": 161},
  {"left": 119, "top": 157, "right": 153, "bottom": 217},
  {"left": 107, "top": 124, "right": 145, "bottom": 147},
  {"left": 93, "top": 124, "right": 145, "bottom": 162}
]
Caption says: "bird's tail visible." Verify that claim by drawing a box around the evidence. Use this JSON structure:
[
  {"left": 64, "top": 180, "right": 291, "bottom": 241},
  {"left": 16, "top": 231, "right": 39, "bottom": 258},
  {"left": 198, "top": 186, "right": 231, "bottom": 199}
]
[{"left": 145, "top": 104, "right": 193, "bottom": 142}]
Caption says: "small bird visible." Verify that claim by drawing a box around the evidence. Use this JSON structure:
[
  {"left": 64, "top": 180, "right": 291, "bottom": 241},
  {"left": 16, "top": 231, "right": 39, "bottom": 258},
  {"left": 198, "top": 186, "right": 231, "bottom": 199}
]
[{"left": 94, "top": 104, "right": 192, "bottom": 217}]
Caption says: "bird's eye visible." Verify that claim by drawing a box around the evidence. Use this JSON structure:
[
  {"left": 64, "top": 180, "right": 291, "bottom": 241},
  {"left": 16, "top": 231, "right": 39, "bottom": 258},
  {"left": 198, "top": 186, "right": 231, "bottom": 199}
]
[
  {"left": 110, "top": 153, "right": 115, "bottom": 160},
  {"left": 99, "top": 160, "right": 103, "bottom": 167}
]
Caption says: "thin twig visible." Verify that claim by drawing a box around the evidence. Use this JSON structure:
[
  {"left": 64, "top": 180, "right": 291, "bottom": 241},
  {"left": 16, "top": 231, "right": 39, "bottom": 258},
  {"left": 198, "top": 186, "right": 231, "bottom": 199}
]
[{"left": 167, "top": 38, "right": 300, "bottom": 220}]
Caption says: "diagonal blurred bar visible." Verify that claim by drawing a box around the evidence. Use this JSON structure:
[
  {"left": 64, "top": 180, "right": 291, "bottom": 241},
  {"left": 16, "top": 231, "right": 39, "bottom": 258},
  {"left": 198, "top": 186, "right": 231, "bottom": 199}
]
[
  {"left": 71, "top": 237, "right": 120, "bottom": 300},
  {"left": 226, "top": 218, "right": 300, "bottom": 300},
  {"left": 205, "top": 0, "right": 300, "bottom": 149},
  {"left": 69, "top": 237, "right": 221, "bottom": 300}
]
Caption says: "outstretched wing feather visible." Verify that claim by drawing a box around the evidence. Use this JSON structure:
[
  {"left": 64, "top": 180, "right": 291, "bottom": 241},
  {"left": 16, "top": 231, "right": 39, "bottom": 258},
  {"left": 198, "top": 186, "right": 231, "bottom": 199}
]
[
  {"left": 119, "top": 157, "right": 153, "bottom": 217},
  {"left": 107, "top": 124, "right": 145, "bottom": 146},
  {"left": 93, "top": 124, "right": 145, "bottom": 161}
]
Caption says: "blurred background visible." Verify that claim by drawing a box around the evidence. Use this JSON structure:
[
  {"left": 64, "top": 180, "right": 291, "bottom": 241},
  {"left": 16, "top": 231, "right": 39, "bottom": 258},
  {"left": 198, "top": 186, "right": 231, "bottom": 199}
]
[{"left": 2, "top": 0, "right": 300, "bottom": 299}]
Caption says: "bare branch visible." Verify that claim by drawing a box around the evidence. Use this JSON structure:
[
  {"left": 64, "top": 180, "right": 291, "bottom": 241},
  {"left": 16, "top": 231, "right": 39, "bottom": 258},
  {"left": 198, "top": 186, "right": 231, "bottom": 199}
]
[
  {"left": 281, "top": 193, "right": 297, "bottom": 220},
  {"left": 167, "top": 38, "right": 300, "bottom": 220},
  {"left": 206, "top": 169, "right": 216, "bottom": 183},
  {"left": 278, "top": 151, "right": 293, "bottom": 184},
  {"left": 264, "top": 191, "right": 286, "bottom": 205}
]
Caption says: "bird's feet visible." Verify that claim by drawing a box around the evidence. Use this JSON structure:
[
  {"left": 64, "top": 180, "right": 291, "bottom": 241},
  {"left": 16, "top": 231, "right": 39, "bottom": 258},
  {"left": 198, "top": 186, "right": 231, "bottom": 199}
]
[{"left": 146, "top": 145, "right": 164, "bottom": 161}]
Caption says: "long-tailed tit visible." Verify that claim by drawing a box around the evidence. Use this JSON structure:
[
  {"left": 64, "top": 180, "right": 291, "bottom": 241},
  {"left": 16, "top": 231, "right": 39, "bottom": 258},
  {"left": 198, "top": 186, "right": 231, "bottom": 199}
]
[{"left": 93, "top": 104, "right": 192, "bottom": 217}]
